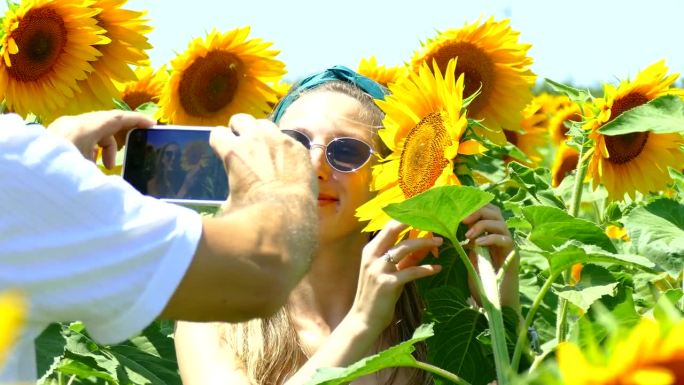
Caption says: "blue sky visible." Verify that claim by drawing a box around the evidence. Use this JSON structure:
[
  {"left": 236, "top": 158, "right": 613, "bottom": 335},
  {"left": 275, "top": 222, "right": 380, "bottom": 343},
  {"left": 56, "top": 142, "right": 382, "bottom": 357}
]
[{"left": 3, "top": 0, "right": 684, "bottom": 87}]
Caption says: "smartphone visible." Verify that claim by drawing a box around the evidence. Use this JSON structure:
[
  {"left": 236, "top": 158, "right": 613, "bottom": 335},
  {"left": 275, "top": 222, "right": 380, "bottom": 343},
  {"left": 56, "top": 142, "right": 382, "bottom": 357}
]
[{"left": 122, "top": 126, "right": 228, "bottom": 206}]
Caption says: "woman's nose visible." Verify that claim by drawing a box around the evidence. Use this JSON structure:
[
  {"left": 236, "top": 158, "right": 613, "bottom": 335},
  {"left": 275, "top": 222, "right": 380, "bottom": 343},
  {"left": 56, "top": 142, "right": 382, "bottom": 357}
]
[{"left": 310, "top": 147, "right": 331, "bottom": 180}]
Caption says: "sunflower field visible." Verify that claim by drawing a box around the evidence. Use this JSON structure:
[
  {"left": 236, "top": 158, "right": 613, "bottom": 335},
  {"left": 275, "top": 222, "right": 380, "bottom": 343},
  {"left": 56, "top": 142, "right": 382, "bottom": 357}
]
[{"left": 1, "top": 1, "right": 684, "bottom": 385}]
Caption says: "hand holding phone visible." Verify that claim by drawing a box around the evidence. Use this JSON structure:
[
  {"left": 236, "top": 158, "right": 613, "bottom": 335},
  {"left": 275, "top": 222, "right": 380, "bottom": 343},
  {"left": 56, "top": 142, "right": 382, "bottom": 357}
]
[{"left": 123, "top": 126, "right": 229, "bottom": 206}]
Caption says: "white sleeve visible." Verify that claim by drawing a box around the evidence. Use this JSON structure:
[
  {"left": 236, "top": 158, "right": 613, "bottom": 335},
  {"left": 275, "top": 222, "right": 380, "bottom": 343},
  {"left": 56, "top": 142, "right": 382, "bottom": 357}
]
[{"left": 0, "top": 114, "right": 203, "bottom": 344}]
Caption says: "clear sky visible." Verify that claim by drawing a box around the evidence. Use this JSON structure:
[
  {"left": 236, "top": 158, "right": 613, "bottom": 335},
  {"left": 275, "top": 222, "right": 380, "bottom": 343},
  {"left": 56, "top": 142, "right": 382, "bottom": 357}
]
[{"left": 3, "top": 0, "right": 684, "bottom": 87}]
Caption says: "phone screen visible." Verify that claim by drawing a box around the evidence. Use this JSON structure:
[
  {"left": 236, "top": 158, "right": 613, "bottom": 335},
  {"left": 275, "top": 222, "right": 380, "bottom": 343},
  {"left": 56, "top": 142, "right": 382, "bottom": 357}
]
[{"left": 123, "top": 127, "right": 228, "bottom": 204}]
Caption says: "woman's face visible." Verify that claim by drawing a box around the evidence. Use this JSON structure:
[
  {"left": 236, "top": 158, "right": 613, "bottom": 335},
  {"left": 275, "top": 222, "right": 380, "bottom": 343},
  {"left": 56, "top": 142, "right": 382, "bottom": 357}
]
[
  {"left": 278, "top": 91, "right": 376, "bottom": 242},
  {"left": 162, "top": 144, "right": 181, "bottom": 171}
]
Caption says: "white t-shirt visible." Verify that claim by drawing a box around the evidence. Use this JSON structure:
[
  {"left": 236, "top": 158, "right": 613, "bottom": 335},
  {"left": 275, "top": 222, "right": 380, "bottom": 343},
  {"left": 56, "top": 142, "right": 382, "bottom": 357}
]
[{"left": 0, "top": 114, "right": 203, "bottom": 382}]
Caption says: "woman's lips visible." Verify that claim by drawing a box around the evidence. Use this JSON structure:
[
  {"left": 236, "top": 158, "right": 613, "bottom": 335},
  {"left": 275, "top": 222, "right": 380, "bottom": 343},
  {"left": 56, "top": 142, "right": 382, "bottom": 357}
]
[{"left": 317, "top": 194, "right": 338, "bottom": 205}]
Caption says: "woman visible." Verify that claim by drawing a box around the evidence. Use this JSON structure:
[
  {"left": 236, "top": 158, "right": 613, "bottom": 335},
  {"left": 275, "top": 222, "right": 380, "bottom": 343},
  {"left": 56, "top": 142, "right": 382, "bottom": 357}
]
[{"left": 174, "top": 67, "right": 516, "bottom": 385}]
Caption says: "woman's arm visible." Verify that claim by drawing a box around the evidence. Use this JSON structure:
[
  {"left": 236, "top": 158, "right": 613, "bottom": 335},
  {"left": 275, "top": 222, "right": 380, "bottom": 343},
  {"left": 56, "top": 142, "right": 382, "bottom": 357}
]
[
  {"left": 284, "top": 222, "right": 442, "bottom": 385},
  {"left": 175, "top": 321, "right": 254, "bottom": 385}
]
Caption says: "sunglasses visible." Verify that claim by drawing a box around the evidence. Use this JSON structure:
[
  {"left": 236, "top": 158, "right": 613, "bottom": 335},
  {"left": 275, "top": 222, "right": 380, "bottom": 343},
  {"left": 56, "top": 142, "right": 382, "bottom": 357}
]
[{"left": 282, "top": 129, "right": 374, "bottom": 173}]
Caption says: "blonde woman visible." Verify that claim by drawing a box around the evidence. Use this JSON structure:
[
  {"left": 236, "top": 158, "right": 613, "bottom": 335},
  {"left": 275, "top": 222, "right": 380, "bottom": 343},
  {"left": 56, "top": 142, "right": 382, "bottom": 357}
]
[{"left": 175, "top": 67, "right": 517, "bottom": 385}]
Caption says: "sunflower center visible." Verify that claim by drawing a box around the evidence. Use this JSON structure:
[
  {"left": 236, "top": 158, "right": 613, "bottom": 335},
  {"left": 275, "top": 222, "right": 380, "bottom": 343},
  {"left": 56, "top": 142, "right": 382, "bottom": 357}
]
[
  {"left": 123, "top": 91, "right": 156, "bottom": 111},
  {"left": 604, "top": 92, "right": 650, "bottom": 164},
  {"left": 178, "top": 51, "right": 240, "bottom": 117},
  {"left": 398, "top": 112, "right": 451, "bottom": 198},
  {"left": 504, "top": 129, "right": 518, "bottom": 145},
  {"left": 6, "top": 7, "right": 67, "bottom": 82},
  {"left": 604, "top": 132, "right": 649, "bottom": 165},
  {"left": 425, "top": 42, "right": 494, "bottom": 116}
]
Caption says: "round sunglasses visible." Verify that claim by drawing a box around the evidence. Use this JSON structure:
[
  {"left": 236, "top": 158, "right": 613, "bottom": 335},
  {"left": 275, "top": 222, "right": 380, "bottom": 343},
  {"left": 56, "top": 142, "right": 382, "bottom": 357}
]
[{"left": 281, "top": 129, "right": 374, "bottom": 173}]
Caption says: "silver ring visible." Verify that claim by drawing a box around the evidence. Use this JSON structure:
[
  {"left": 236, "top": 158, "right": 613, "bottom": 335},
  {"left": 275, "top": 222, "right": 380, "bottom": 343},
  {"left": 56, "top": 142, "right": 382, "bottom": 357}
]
[{"left": 383, "top": 249, "right": 397, "bottom": 264}]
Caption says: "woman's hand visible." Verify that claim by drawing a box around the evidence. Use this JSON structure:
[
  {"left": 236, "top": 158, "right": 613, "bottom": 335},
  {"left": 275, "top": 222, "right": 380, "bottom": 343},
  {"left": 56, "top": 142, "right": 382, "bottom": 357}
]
[
  {"left": 348, "top": 220, "right": 443, "bottom": 336},
  {"left": 462, "top": 204, "right": 519, "bottom": 309}
]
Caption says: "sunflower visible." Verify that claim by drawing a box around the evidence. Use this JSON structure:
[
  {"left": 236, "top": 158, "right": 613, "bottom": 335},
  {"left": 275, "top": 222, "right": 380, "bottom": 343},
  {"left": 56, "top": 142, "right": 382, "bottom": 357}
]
[
  {"left": 557, "top": 318, "right": 684, "bottom": 385},
  {"left": 410, "top": 17, "right": 536, "bottom": 144},
  {"left": 507, "top": 95, "right": 551, "bottom": 165},
  {"left": 55, "top": 0, "right": 152, "bottom": 120},
  {"left": 548, "top": 97, "right": 583, "bottom": 146},
  {"left": 586, "top": 61, "right": 684, "bottom": 200},
  {"left": 119, "top": 65, "right": 168, "bottom": 111},
  {"left": 0, "top": 290, "right": 25, "bottom": 366},
  {"left": 159, "top": 27, "right": 285, "bottom": 126},
  {"left": 551, "top": 141, "right": 579, "bottom": 187},
  {"left": 267, "top": 80, "right": 291, "bottom": 109},
  {"left": 357, "top": 56, "right": 408, "bottom": 87},
  {"left": 356, "top": 58, "right": 486, "bottom": 232},
  {"left": 0, "top": 0, "right": 108, "bottom": 119},
  {"left": 605, "top": 224, "right": 629, "bottom": 241}
]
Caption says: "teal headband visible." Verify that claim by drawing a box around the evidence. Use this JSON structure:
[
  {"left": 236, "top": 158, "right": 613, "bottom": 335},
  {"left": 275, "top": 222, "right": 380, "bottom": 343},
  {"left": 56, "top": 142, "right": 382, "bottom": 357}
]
[{"left": 271, "top": 65, "right": 386, "bottom": 124}]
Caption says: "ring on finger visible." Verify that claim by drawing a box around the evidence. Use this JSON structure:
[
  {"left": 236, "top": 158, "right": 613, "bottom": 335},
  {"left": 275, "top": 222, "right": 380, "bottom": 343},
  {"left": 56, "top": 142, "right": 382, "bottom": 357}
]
[{"left": 382, "top": 249, "right": 398, "bottom": 264}]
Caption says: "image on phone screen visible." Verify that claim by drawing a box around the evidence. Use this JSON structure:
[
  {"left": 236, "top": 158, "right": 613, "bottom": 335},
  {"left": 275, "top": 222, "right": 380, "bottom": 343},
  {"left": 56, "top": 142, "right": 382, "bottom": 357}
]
[{"left": 123, "top": 127, "right": 228, "bottom": 204}]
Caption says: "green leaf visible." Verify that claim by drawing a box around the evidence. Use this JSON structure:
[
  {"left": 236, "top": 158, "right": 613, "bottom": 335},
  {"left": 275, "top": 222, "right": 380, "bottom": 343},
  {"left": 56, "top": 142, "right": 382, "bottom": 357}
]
[
  {"left": 624, "top": 198, "right": 684, "bottom": 277},
  {"left": 136, "top": 101, "right": 160, "bottom": 118},
  {"left": 383, "top": 185, "right": 494, "bottom": 242},
  {"left": 113, "top": 98, "right": 132, "bottom": 111},
  {"left": 543, "top": 242, "right": 654, "bottom": 276},
  {"left": 598, "top": 94, "right": 684, "bottom": 135},
  {"left": 554, "top": 265, "right": 619, "bottom": 312},
  {"left": 110, "top": 345, "right": 182, "bottom": 385},
  {"left": 416, "top": 243, "right": 470, "bottom": 300},
  {"left": 544, "top": 78, "right": 592, "bottom": 104},
  {"left": 304, "top": 324, "right": 434, "bottom": 385},
  {"left": 422, "top": 287, "right": 495, "bottom": 385},
  {"left": 35, "top": 323, "right": 67, "bottom": 379},
  {"left": 56, "top": 359, "right": 117, "bottom": 383},
  {"left": 522, "top": 206, "right": 616, "bottom": 253},
  {"left": 507, "top": 162, "right": 566, "bottom": 209}
]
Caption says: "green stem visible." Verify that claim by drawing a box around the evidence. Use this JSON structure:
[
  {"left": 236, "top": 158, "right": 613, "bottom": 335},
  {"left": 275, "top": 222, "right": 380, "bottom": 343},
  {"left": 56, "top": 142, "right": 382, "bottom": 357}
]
[
  {"left": 557, "top": 138, "right": 589, "bottom": 344},
  {"left": 511, "top": 271, "right": 560, "bottom": 371},
  {"left": 413, "top": 361, "right": 473, "bottom": 385},
  {"left": 451, "top": 239, "right": 511, "bottom": 384}
]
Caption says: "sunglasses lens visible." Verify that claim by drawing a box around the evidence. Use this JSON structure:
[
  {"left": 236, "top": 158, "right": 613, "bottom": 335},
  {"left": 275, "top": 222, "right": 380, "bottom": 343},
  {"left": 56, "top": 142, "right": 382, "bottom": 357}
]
[
  {"left": 328, "top": 138, "right": 372, "bottom": 172},
  {"left": 281, "top": 130, "right": 311, "bottom": 149}
]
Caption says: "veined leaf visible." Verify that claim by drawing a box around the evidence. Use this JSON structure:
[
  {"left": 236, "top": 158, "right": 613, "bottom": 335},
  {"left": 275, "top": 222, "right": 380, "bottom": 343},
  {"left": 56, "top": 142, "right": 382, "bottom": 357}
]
[
  {"left": 522, "top": 206, "right": 616, "bottom": 253},
  {"left": 304, "top": 324, "right": 434, "bottom": 385},
  {"left": 598, "top": 94, "right": 684, "bottom": 136},
  {"left": 554, "top": 265, "right": 619, "bottom": 312},
  {"left": 508, "top": 162, "right": 566, "bottom": 209},
  {"left": 384, "top": 185, "right": 494, "bottom": 242},
  {"left": 543, "top": 242, "right": 654, "bottom": 276},
  {"left": 423, "top": 287, "right": 495, "bottom": 385},
  {"left": 545, "top": 78, "right": 592, "bottom": 104},
  {"left": 624, "top": 198, "right": 684, "bottom": 277}
]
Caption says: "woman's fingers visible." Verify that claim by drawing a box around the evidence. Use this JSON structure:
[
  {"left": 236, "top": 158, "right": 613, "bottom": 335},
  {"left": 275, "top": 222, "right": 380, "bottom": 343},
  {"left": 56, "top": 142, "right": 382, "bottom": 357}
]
[
  {"left": 370, "top": 220, "right": 409, "bottom": 254},
  {"left": 465, "top": 219, "right": 510, "bottom": 239},
  {"left": 394, "top": 265, "right": 442, "bottom": 284},
  {"left": 462, "top": 204, "right": 503, "bottom": 225},
  {"left": 475, "top": 233, "right": 514, "bottom": 248}
]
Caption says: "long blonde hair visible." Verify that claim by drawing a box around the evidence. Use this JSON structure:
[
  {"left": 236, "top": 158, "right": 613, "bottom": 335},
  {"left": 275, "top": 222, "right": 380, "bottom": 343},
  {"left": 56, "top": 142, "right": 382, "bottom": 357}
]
[{"left": 220, "top": 81, "right": 431, "bottom": 385}]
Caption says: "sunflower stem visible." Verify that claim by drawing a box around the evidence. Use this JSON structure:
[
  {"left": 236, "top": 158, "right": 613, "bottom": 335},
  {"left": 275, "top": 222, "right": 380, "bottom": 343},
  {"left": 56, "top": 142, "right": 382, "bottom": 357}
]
[
  {"left": 451, "top": 239, "right": 511, "bottom": 384},
  {"left": 412, "top": 361, "right": 473, "bottom": 385},
  {"left": 511, "top": 271, "right": 560, "bottom": 372}
]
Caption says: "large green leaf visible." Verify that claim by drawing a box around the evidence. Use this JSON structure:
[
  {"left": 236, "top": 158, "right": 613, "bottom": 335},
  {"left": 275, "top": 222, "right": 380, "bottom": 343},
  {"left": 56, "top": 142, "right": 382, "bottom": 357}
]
[
  {"left": 304, "top": 324, "right": 434, "bottom": 385},
  {"left": 110, "top": 345, "right": 182, "bottom": 385},
  {"left": 416, "top": 243, "right": 470, "bottom": 300},
  {"left": 543, "top": 242, "right": 654, "bottom": 276},
  {"left": 423, "top": 287, "right": 495, "bottom": 385},
  {"left": 35, "top": 323, "right": 67, "bottom": 379},
  {"left": 598, "top": 94, "right": 684, "bottom": 135},
  {"left": 522, "top": 206, "right": 616, "bottom": 253},
  {"left": 507, "top": 162, "right": 566, "bottom": 209},
  {"left": 383, "top": 185, "right": 493, "bottom": 242},
  {"left": 554, "top": 265, "right": 619, "bottom": 312},
  {"left": 624, "top": 198, "right": 684, "bottom": 277}
]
